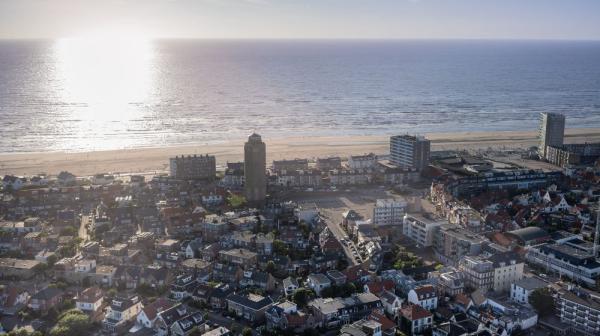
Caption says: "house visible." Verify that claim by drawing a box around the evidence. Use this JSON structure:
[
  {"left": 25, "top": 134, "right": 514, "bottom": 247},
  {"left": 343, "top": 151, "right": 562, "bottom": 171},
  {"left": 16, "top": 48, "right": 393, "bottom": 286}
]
[
  {"left": 239, "top": 270, "right": 276, "bottom": 292},
  {"left": 93, "top": 265, "right": 117, "bottom": 287},
  {"left": 364, "top": 280, "right": 395, "bottom": 296},
  {"left": 154, "top": 303, "right": 193, "bottom": 336},
  {"left": 326, "top": 270, "right": 347, "bottom": 285},
  {"left": 369, "top": 311, "right": 397, "bottom": 336},
  {"left": 400, "top": 303, "right": 433, "bottom": 336},
  {"left": 309, "top": 293, "right": 383, "bottom": 328},
  {"left": 201, "top": 327, "right": 231, "bottom": 336},
  {"left": 510, "top": 277, "right": 547, "bottom": 304},
  {"left": 0, "top": 258, "right": 41, "bottom": 280},
  {"left": 76, "top": 286, "right": 103, "bottom": 313},
  {"left": 265, "top": 301, "right": 298, "bottom": 330},
  {"left": 307, "top": 273, "right": 332, "bottom": 296},
  {"left": 340, "top": 319, "right": 383, "bottom": 336},
  {"left": 226, "top": 292, "right": 274, "bottom": 323},
  {"left": 29, "top": 287, "right": 63, "bottom": 314},
  {"left": 0, "top": 286, "right": 29, "bottom": 316},
  {"left": 283, "top": 277, "right": 299, "bottom": 296},
  {"left": 170, "top": 312, "right": 204, "bottom": 336},
  {"left": 408, "top": 285, "right": 438, "bottom": 311},
  {"left": 379, "top": 290, "right": 403, "bottom": 317},
  {"left": 343, "top": 265, "right": 372, "bottom": 285},
  {"left": 170, "top": 274, "right": 198, "bottom": 301},
  {"left": 184, "top": 239, "right": 203, "bottom": 259},
  {"left": 136, "top": 298, "right": 176, "bottom": 330},
  {"left": 218, "top": 248, "right": 257, "bottom": 269},
  {"left": 103, "top": 295, "right": 142, "bottom": 334}
]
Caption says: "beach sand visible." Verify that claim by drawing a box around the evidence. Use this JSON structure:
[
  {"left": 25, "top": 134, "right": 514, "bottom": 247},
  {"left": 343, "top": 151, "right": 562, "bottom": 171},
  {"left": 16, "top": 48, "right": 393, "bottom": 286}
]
[{"left": 1, "top": 128, "right": 600, "bottom": 176}]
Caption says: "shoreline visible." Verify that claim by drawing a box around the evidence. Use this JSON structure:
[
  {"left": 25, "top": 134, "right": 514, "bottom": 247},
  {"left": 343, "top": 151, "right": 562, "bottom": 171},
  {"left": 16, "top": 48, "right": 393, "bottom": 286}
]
[{"left": 1, "top": 128, "right": 599, "bottom": 176}]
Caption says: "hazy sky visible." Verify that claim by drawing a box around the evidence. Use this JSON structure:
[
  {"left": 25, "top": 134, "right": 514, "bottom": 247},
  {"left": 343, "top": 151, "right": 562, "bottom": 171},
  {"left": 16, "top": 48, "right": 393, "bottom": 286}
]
[{"left": 2, "top": 0, "right": 600, "bottom": 40}]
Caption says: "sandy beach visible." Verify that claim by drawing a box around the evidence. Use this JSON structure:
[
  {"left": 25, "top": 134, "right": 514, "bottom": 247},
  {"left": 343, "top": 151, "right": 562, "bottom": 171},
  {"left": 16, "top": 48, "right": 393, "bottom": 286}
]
[{"left": 1, "top": 128, "right": 600, "bottom": 176}]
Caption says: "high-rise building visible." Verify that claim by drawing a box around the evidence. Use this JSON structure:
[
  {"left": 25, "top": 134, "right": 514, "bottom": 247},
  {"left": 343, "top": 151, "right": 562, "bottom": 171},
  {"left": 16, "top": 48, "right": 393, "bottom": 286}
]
[
  {"left": 389, "top": 135, "right": 430, "bottom": 171},
  {"left": 539, "top": 112, "right": 565, "bottom": 159},
  {"left": 169, "top": 154, "right": 216, "bottom": 180},
  {"left": 244, "top": 133, "right": 267, "bottom": 204}
]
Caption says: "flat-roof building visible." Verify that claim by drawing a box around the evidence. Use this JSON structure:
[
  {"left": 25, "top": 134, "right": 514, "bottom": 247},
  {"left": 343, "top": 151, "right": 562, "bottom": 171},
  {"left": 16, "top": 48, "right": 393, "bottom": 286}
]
[{"left": 390, "top": 135, "right": 430, "bottom": 171}]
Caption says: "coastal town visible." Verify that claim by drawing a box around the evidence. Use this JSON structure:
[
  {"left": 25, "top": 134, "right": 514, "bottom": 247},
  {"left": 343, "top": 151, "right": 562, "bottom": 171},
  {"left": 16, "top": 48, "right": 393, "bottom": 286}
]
[{"left": 1, "top": 112, "right": 600, "bottom": 336}]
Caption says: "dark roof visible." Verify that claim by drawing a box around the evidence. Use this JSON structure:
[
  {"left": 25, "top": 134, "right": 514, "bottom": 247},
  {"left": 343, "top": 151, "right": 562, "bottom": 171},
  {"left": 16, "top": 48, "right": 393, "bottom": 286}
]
[
  {"left": 226, "top": 292, "right": 273, "bottom": 310},
  {"left": 507, "top": 227, "right": 550, "bottom": 243},
  {"left": 32, "top": 287, "right": 63, "bottom": 300}
]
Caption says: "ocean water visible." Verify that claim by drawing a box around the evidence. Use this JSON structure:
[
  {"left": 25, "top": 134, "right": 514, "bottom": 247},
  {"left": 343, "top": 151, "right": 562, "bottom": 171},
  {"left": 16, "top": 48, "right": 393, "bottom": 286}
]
[{"left": 0, "top": 39, "right": 599, "bottom": 153}]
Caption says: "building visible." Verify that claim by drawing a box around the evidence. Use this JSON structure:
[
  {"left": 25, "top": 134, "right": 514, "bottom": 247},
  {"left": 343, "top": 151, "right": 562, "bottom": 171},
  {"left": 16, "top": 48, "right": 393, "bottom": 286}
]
[
  {"left": 316, "top": 157, "right": 342, "bottom": 171},
  {"left": 373, "top": 199, "right": 407, "bottom": 226},
  {"left": 510, "top": 277, "right": 547, "bottom": 304},
  {"left": 390, "top": 135, "right": 431, "bottom": 171},
  {"left": 272, "top": 159, "right": 309, "bottom": 173},
  {"left": 244, "top": 133, "right": 267, "bottom": 204},
  {"left": 434, "top": 224, "right": 487, "bottom": 265},
  {"left": 407, "top": 285, "right": 438, "bottom": 311},
  {"left": 169, "top": 154, "right": 216, "bottom": 180},
  {"left": 459, "top": 252, "right": 523, "bottom": 292},
  {"left": 539, "top": 112, "right": 565, "bottom": 159},
  {"left": 226, "top": 292, "right": 274, "bottom": 323},
  {"left": 76, "top": 286, "right": 103, "bottom": 313},
  {"left": 29, "top": 287, "right": 63, "bottom": 314},
  {"left": 348, "top": 153, "right": 378, "bottom": 170},
  {"left": 309, "top": 293, "right": 383, "bottom": 328},
  {"left": 400, "top": 303, "right": 433, "bottom": 336},
  {"left": 307, "top": 273, "right": 332, "bottom": 296},
  {"left": 546, "top": 143, "right": 600, "bottom": 168},
  {"left": 557, "top": 287, "right": 600, "bottom": 336},
  {"left": 526, "top": 242, "right": 600, "bottom": 286},
  {"left": 402, "top": 214, "right": 444, "bottom": 247},
  {"left": 103, "top": 295, "right": 142, "bottom": 333},
  {"left": 0, "top": 258, "right": 41, "bottom": 279}
]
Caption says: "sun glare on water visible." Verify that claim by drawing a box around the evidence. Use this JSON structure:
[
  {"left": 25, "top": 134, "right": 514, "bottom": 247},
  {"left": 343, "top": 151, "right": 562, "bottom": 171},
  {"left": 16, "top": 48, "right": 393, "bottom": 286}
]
[{"left": 53, "top": 30, "right": 155, "bottom": 123}]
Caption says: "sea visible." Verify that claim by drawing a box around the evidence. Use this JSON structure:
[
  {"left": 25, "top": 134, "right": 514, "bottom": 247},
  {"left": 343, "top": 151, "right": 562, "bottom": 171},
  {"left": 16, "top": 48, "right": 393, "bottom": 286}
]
[{"left": 1, "top": 39, "right": 599, "bottom": 153}]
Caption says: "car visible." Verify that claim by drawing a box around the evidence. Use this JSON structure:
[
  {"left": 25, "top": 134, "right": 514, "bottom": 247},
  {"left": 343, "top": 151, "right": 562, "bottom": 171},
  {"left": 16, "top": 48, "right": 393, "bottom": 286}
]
[{"left": 539, "top": 273, "right": 548, "bottom": 278}]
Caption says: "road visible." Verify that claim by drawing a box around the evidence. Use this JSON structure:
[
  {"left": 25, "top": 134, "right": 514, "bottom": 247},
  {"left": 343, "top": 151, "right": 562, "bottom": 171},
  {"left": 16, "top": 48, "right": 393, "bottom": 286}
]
[
  {"left": 79, "top": 213, "right": 90, "bottom": 242},
  {"left": 319, "top": 208, "right": 361, "bottom": 265}
]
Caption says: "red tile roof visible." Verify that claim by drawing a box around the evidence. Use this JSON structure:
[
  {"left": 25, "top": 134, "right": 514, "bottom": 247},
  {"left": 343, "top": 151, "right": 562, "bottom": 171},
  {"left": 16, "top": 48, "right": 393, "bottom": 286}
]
[
  {"left": 142, "top": 298, "right": 175, "bottom": 321},
  {"left": 401, "top": 303, "right": 432, "bottom": 321}
]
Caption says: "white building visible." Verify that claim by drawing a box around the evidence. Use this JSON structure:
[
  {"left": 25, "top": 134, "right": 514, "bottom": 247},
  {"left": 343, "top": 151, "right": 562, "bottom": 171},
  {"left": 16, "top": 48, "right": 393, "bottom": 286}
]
[
  {"left": 348, "top": 153, "right": 378, "bottom": 170},
  {"left": 558, "top": 287, "right": 600, "bottom": 335},
  {"left": 76, "top": 287, "right": 103, "bottom": 313},
  {"left": 408, "top": 285, "right": 438, "bottom": 311},
  {"left": 306, "top": 273, "right": 332, "bottom": 296},
  {"left": 539, "top": 112, "right": 565, "bottom": 159},
  {"left": 402, "top": 214, "right": 444, "bottom": 247},
  {"left": 295, "top": 203, "right": 319, "bottom": 223},
  {"left": 373, "top": 199, "right": 407, "bottom": 226},
  {"left": 510, "top": 277, "right": 547, "bottom": 304}
]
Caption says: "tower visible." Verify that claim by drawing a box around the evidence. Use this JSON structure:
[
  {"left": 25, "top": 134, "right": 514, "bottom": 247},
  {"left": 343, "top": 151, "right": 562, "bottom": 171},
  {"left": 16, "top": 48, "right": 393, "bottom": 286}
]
[
  {"left": 244, "top": 133, "right": 267, "bottom": 205},
  {"left": 539, "top": 112, "right": 565, "bottom": 159},
  {"left": 390, "top": 134, "right": 431, "bottom": 171}
]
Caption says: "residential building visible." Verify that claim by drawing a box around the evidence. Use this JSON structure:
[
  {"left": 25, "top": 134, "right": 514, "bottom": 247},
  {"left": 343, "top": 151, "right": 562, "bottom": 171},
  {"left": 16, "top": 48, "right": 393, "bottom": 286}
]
[
  {"left": 169, "top": 154, "right": 216, "bottom": 180},
  {"left": 218, "top": 248, "right": 257, "bottom": 269},
  {"left": 272, "top": 159, "right": 309, "bottom": 173},
  {"left": 390, "top": 135, "right": 431, "bottom": 171},
  {"left": 29, "top": 287, "right": 63, "bottom": 314},
  {"left": 400, "top": 303, "right": 433, "bottom": 336},
  {"left": 76, "top": 286, "right": 103, "bottom": 313},
  {"left": 244, "top": 133, "right": 267, "bottom": 204},
  {"left": 558, "top": 287, "right": 600, "bottom": 336},
  {"left": 316, "top": 157, "right": 342, "bottom": 171},
  {"left": 103, "top": 295, "right": 142, "bottom": 334},
  {"left": 309, "top": 293, "right": 383, "bottom": 328},
  {"left": 137, "top": 298, "right": 176, "bottom": 330},
  {"left": 407, "top": 285, "right": 438, "bottom": 311},
  {"left": 526, "top": 242, "right": 600, "bottom": 286},
  {"left": 373, "top": 199, "right": 407, "bottom": 226},
  {"left": 340, "top": 319, "right": 383, "bottom": 336},
  {"left": 458, "top": 256, "right": 494, "bottom": 291},
  {"left": 348, "top": 153, "right": 377, "bottom": 170},
  {"left": 539, "top": 112, "right": 565, "bottom": 159},
  {"left": 459, "top": 252, "right": 523, "bottom": 292},
  {"left": 0, "top": 258, "right": 41, "bottom": 279},
  {"left": 307, "top": 273, "right": 332, "bottom": 296},
  {"left": 546, "top": 143, "right": 600, "bottom": 167},
  {"left": 434, "top": 224, "right": 487, "bottom": 265},
  {"left": 402, "top": 214, "right": 443, "bottom": 247},
  {"left": 283, "top": 277, "right": 299, "bottom": 296},
  {"left": 226, "top": 292, "right": 274, "bottom": 323},
  {"left": 511, "top": 277, "right": 547, "bottom": 304}
]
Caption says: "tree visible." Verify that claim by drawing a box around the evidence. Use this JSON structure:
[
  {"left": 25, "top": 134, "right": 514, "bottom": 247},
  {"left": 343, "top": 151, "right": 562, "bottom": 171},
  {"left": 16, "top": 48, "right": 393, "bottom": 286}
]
[
  {"left": 50, "top": 309, "right": 92, "bottom": 336},
  {"left": 273, "top": 240, "right": 289, "bottom": 255},
  {"left": 529, "top": 288, "right": 555, "bottom": 317},
  {"left": 242, "top": 327, "right": 253, "bottom": 336},
  {"left": 292, "top": 288, "right": 314, "bottom": 308},
  {"left": 265, "top": 261, "right": 276, "bottom": 274}
]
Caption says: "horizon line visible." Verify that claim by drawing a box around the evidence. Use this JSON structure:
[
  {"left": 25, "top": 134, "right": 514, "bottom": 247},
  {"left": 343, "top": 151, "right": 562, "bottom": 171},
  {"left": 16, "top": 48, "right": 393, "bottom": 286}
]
[{"left": 1, "top": 36, "right": 600, "bottom": 42}]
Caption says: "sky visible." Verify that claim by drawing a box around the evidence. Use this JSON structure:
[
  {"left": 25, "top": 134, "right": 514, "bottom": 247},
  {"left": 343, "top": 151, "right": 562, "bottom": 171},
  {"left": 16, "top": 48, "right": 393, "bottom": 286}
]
[{"left": 1, "top": 0, "right": 600, "bottom": 40}]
